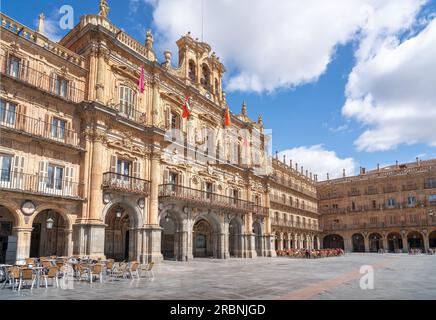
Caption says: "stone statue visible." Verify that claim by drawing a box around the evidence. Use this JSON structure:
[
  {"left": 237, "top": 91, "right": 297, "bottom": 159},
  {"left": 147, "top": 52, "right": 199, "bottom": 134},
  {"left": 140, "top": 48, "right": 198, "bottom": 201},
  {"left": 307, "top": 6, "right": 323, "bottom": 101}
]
[{"left": 99, "top": 0, "right": 109, "bottom": 18}]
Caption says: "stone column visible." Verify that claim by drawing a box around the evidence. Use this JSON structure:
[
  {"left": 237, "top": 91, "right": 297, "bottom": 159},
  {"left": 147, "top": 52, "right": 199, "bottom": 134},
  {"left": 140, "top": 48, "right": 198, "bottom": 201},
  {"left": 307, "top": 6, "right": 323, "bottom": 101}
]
[
  {"left": 364, "top": 235, "right": 370, "bottom": 252},
  {"left": 13, "top": 227, "right": 32, "bottom": 262},
  {"left": 423, "top": 232, "right": 430, "bottom": 253},
  {"left": 401, "top": 234, "right": 409, "bottom": 253},
  {"left": 95, "top": 45, "right": 107, "bottom": 103},
  {"left": 286, "top": 235, "right": 291, "bottom": 250},
  {"left": 382, "top": 236, "right": 388, "bottom": 252},
  {"left": 244, "top": 212, "right": 257, "bottom": 258},
  {"left": 344, "top": 236, "right": 353, "bottom": 253},
  {"left": 141, "top": 149, "right": 163, "bottom": 263},
  {"left": 64, "top": 229, "right": 73, "bottom": 257}
]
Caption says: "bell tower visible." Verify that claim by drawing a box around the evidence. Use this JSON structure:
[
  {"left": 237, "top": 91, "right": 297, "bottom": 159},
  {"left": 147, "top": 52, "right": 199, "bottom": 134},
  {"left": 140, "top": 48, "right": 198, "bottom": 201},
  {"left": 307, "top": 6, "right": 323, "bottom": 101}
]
[{"left": 176, "top": 32, "right": 225, "bottom": 105}]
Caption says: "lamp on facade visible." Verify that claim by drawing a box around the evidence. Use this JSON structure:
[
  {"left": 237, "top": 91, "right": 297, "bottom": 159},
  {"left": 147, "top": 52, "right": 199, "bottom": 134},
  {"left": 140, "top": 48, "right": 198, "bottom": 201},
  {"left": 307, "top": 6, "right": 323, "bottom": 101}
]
[
  {"left": 116, "top": 206, "right": 123, "bottom": 218},
  {"left": 165, "top": 213, "right": 170, "bottom": 223},
  {"left": 46, "top": 217, "right": 54, "bottom": 230}
]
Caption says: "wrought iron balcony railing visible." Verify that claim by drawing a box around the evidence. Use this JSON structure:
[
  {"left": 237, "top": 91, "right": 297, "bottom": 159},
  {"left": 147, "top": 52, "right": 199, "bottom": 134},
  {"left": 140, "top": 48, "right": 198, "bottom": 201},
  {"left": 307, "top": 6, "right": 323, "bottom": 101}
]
[
  {"left": 0, "top": 169, "right": 82, "bottom": 199},
  {"left": 102, "top": 172, "right": 150, "bottom": 196},
  {"left": 252, "top": 204, "right": 270, "bottom": 217},
  {"left": 159, "top": 184, "right": 255, "bottom": 213},
  {"left": 0, "top": 107, "right": 81, "bottom": 148},
  {"left": 111, "top": 103, "right": 147, "bottom": 125},
  {"left": 0, "top": 54, "right": 85, "bottom": 103}
]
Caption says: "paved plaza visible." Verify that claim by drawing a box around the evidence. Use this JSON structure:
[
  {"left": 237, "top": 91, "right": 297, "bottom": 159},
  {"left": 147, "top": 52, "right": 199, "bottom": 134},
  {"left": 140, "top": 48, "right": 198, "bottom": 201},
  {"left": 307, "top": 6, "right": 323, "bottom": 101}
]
[{"left": 1, "top": 254, "right": 435, "bottom": 300}]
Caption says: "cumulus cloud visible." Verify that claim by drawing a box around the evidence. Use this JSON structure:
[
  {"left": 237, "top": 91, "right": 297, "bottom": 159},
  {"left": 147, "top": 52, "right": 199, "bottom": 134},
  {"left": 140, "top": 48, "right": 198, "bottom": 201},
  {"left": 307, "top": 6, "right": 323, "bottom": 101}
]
[
  {"left": 343, "top": 18, "right": 436, "bottom": 151},
  {"left": 278, "top": 145, "right": 356, "bottom": 180},
  {"left": 145, "top": 0, "right": 426, "bottom": 93}
]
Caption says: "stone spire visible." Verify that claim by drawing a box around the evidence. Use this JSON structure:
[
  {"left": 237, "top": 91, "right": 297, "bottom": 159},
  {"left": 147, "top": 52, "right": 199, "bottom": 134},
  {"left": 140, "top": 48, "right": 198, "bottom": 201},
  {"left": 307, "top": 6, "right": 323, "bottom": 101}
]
[
  {"left": 146, "top": 29, "right": 154, "bottom": 50},
  {"left": 257, "top": 115, "right": 263, "bottom": 127},
  {"left": 241, "top": 101, "right": 247, "bottom": 117},
  {"left": 37, "top": 13, "right": 45, "bottom": 35}
]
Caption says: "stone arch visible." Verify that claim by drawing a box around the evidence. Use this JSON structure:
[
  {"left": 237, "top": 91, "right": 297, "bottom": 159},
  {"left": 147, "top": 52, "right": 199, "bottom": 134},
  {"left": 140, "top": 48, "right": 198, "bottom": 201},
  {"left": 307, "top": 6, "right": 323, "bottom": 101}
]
[
  {"left": 229, "top": 215, "right": 243, "bottom": 257},
  {"left": 352, "top": 233, "right": 365, "bottom": 252},
  {"left": 0, "top": 204, "right": 22, "bottom": 264},
  {"left": 387, "top": 232, "right": 403, "bottom": 253},
  {"left": 102, "top": 197, "right": 144, "bottom": 228},
  {"left": 103, "top": 200, "right": 143, "bottom": 261},
  {"left": 407, "top": 231, "right": 424, "bottom": 251},
  {"left": 29, "top": 204, "right": 74, "bottom": 230},
  {"left": 323, "top": 234, "right": 344, "bottom": 249},
  {"left": 192, "top": 211, "right": 222, "bottom": 258},
  {"left": 368, "top": 233, "right": 383, "bottom": 252},
  {"left": 0, "top": 200, "right": 24, "bottom": 227},
  {"left": 253, "top": 219, "right": 263, "bottom": 256},
  {"left": 313, "top": 235, "right": 319, "bottom": 250},
  {"left": 429, "top": 230, "right": 436, "bottom": 249},
  {"left": 29, "top": 209, "right": 70, "bottom": 258},
  {"left": 159, "top": 206, "right": 185, "bottom": 261}
]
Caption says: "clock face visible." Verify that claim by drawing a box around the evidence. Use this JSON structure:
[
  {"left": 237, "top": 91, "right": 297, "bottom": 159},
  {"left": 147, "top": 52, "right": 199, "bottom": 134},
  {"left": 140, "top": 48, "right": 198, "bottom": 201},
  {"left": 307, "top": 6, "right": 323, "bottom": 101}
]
[{"left": 21, "top": 201, "right": 36, "bottom": 215}]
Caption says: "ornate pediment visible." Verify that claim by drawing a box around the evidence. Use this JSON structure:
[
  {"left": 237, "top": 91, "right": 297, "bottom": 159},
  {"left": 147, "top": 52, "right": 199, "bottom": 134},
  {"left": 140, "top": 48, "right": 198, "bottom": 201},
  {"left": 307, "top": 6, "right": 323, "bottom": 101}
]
[{"left": 107, "top": 132, "right": 145, "bottom": 156}]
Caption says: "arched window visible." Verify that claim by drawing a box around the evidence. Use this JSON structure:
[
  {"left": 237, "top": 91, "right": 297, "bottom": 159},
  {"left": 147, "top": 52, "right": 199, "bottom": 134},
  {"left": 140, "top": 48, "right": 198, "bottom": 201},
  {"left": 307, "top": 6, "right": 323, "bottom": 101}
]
[
  {"left": 188, "top": 60, "right": 196, "bottom": 82},
  {"left": 201, "top": 64, "right": 211, "bottom": 88}
]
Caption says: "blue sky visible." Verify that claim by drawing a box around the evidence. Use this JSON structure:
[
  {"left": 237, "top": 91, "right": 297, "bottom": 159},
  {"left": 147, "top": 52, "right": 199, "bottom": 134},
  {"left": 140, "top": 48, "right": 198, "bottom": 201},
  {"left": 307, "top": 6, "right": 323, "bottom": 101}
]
[{"left": 2, "top": 0, "right": 436, "bottom": 179}]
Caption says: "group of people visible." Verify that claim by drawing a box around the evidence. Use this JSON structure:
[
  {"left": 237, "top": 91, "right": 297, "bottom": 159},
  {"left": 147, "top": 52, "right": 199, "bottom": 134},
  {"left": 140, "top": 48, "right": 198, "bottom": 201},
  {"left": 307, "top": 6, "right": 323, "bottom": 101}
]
[{"left": 276, "top": 248, "right": 345, "bottom": 259}]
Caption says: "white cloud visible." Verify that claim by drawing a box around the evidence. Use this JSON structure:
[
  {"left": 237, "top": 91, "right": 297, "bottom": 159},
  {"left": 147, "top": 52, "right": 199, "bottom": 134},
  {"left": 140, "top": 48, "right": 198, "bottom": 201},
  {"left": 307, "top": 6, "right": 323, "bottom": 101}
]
[
  {"left": 278, "top": 145, "right": 356, "bottom": 180},
  {"left": 145, "top": 0, "right": 426, "bottom": 93},
  {"left": 343, "top": 18, "right": 436, "bottom": 152}
]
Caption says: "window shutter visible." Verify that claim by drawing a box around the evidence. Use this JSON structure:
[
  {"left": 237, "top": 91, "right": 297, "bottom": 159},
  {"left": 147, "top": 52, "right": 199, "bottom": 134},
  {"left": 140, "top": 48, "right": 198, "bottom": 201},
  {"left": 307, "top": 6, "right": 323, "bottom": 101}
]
[
  {"left": 50, "top": 72, "right": 57, "bottom": 93},
  {"left": 12, "top": 155, "right": 24, "bottom": 189},
  {"left": 65, "top": 167, "right": 73, "bottom": 196},
  {"left": 38, "top": 160, "right": 48, "bottom": 191},
  {"left": 110, "top": 154, "right": 117, "bottom": 173},
  {"left": 133, "top": 161, "right": 140, "bottom": 178},
  {"left": 179, "top": 173, "right": 184, "bottom": 187},
  {"left": 65, "top": 121, "right": 72, "bottom": 144},
  {"left": 45, "top": 113, "right": 51, "bottom": 135}
]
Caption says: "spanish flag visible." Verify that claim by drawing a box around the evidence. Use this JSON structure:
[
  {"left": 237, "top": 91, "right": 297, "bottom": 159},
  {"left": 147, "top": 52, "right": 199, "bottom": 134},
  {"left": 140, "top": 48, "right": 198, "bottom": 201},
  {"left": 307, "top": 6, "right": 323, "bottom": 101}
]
[
  {"left": 182, "top": 96, "right": 191, "bottom": 119},
  {"left": 224, "top": 106, "right": 231, "bottom": 127}
]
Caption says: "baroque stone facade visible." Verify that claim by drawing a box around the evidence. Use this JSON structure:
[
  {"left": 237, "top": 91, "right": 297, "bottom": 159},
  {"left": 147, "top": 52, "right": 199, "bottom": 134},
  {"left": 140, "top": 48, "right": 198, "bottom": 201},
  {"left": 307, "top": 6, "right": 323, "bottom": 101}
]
[
  {"left": 0, "top": 8, "right": 323, "bottom": 264},
  {"left": 318, "top": 160, "right": 436, "bottom": 253}
]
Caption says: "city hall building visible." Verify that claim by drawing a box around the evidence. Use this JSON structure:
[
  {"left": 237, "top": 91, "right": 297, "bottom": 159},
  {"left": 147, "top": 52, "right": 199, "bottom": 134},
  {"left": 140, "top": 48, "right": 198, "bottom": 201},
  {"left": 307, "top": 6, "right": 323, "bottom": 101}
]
[{"left": 0, "top": 3, "right": 435, "bottom": 265}]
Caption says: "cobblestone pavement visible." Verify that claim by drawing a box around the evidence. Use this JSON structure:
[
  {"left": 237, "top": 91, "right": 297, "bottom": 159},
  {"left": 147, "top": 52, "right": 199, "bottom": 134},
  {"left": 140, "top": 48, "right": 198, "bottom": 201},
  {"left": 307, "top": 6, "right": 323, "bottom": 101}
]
[{"left": 1, "top": 253, "right": 435, "bottom": 300}]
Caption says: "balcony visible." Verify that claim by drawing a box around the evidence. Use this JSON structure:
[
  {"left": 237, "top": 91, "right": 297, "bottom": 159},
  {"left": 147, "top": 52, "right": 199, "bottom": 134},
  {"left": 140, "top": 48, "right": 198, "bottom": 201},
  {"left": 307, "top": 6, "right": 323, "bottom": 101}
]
[
  {"left": 111, "top": 103, "right": 147, "bottom": 125},
  {"left": 0, "top": 170, "right": 83, "bottom": 199},
  {"left": 383, "top": 186, "right": 398, "bottom": 193},
  {"left": 158, "top": 184, "right": 253, "bottom": 213},
  {"left": 252, "top": 204, "right": 270, "bottom": 217},
  {"left": 0, "top": 54, "right": 85, "bottom": 103},
  {"left": 365, "top": 188, "right": 378, "bottom": 195},
  {"left": 0, "top": 108, "right": 82, "bottom": 149},
  {"left": 348, "top": 190, "right": 361, "bottom": 197},
  {"left": 102, "top": 172, "right": 150, "bottom": 196}
]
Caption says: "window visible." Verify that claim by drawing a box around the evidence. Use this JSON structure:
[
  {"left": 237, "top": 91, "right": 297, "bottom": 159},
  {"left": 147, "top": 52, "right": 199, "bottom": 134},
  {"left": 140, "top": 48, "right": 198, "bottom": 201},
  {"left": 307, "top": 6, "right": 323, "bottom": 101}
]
[
  {"left": 351, "top": 202, "right": 356, "bottom": 211},
  {"left": 55, "top": 77, "right": 69, "bottom": 98},
  {"left": 302, "top": 201, "right": 305, "bottom": 210},
  {"left": 289, "top": 196, "right": 293, "bottom": 206},
  {"left": 47, "top": 164, "right": 64, "bottom": 190},
  {"left": 119, "top": 86, "right": 136, "bottom": 117},
  {"left": 282, "top": 194, "right": 286, "bottom": 204},
  {"left": 0, "top": 154, "right": 12, "bottom": 182},
  {"left": 369, "top": 217, "right": 378, "bottom": 225},
  {"left": 205, "top": 182, "right": 213, "bottom": 199},
  {"left": 117, "top": 159, "right": 131, "bottom": 176},
  {"left": 409, "top": 214, "right": 418, "bottom": 224},
  {"left": 372, "top": 200, "right": 377, "bottom": 209},
  {"left": 425, "top": 178, "right": 436, "bottom": 189},
  {"left": 8, "top": 56, "right": 21, "bottom": 78},
  {"left": 169, "top": 172, "right": 178, "bottom": 185},
  {"left": 0, "top": 100, "right": 16, "bottom": 126},
  {"left": 170, "top": 111, "right": 180, "bottom": 130},
  {"left": 407, "top": 196, "right": 416, "bottom": 207},
  {"left": 389, "top": 215, "right": 398, "bottom": 225},
  {"left": 428, "top": 194, "right": 436, "bottom": 204},
  {"left": 233, "top": 189, "right": 239, "bottom": 204},
  {"left": 387, "top": 198, "right": 396, "bottom": 207},
  {"left": 332, "top": 204, "right": 338, "bottom": 209},
  {"left": 51, "top": 117, "right": 66, "bottom": 140}
]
